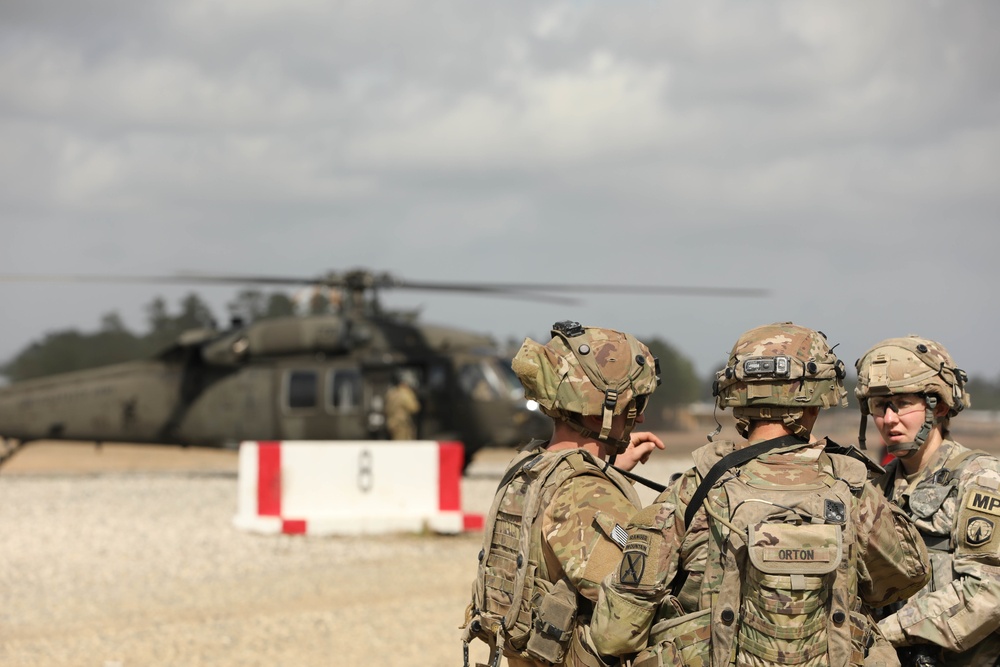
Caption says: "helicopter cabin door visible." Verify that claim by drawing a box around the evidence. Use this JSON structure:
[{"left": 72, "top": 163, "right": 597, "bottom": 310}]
[
  {"left": 361, "top": 363, "right": 450, "bottom": 442},
  {"left": 277, "top": 364, "right": 367, "bottom": 441}
]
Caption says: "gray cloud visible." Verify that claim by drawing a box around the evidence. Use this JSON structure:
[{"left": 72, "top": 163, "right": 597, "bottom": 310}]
[{"left": 1, "top": 0, "right": 998, "bottom": 383}]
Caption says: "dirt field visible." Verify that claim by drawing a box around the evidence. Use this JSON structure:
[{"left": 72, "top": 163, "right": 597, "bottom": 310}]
[{"left": 3, "top": 421, "right": 998, "bottom": 667}]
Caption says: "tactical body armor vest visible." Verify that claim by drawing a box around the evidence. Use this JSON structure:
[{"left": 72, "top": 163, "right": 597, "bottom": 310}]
[
  {"left": 463, "top": 443, "right": 636, "bottom": 667},
  {"left": 635, "top": 443, "right": 873, "bottom": 667},
  {"left": 883, "top": 448, "right": 986, "bottom": 560},
  {"left": 879, "top": 446, "right": 1000, "bottom": 667}
]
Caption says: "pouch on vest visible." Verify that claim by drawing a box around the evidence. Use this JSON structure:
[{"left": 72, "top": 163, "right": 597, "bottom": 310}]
[
  {"left": 526, "top": 578, "right": 577, "bottom": 663},
  {"left": 634, "top": 605, "right": 712, "bottom": 667},
  {"left": 463, "top": 447, "right": 636, "bottom": 665},
  {"left": 740, "top": 521, "right": 842, "bottom": 665},
  {"left": 701, "top": 454, "right": 865, "bottom": 667}
]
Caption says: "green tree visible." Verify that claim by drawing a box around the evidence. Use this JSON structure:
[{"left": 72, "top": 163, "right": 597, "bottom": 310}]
[
  {"left": 1, "top": 294, "right": 228, "bottom": 382},
  {"left": 265, "top": 293, "right": 296, "bottom": 318},
  {"left": 144, "top": 293, "right": 217, "bottom": 350},
  {"left": 228, "top": 289, "right": 266, "bottom": 324},
  {"left": 308, "top": 290, "right": 329, "bottom": 315},
  {"left": 227, "top": 290, "right": 297, "bottom": 323},
  {"left": 2, "top": 311, "right": 147, "bottom": 382},
  {"left": 642, "top": 337, "right": 701, "bottom": 430},
  {"left": 967, "top": 374, "right": 1000, "bottom": 411}
]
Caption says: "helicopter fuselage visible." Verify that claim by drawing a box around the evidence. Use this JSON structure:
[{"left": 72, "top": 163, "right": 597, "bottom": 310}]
[{"left": 0, "top": 314, "right": 549, "bottom": 466}]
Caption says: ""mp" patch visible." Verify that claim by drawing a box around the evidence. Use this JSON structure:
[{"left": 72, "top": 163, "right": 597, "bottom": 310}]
[{"left": 966, "top": 490, "right": 1000, "bottom": 517}]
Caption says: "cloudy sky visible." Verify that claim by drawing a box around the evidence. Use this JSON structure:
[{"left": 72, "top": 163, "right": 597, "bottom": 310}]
[{"left": 1, "top": 0, "right": 998, "bottom": 383}]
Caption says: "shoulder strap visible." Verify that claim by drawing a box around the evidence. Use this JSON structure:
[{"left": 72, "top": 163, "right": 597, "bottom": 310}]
[
  {"left": 881, "top": 457, "right": 901, "bottom": 500},
  {"left": 823, "top": 438, "right": 885, "bottom": 477},
  {"left": 682, "top": 434, "right": 805, "bottom": 531},
  {"left": 497, "top": 453, "right": 539, "bottom": 491},
  {"left": 610, "top": 464, "right": 667, "bottom": 493},
  {"left": 926, "top": 448, "right": 991, "bottom": 487},
  {"left": 495, "top": 440, "right": 548, "bottom": 491},
  {"left": 945, "top": 448, "right": 988, "bottom": 473},
  {"left": 670, "top": 434, "right": 806, "bottom": 598}
]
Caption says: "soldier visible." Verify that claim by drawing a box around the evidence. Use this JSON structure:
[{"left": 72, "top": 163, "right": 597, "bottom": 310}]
[
  {"left": 856, "top": 336, "right": 1000, "bottom": 666},
  {"left": 590, "top": 322, "right": 930, "bottom": 667},
  {"left": 462, "top": 321, "right": 665, "bottom": 667},
  {"left": 384, "top": 371, "right": 420, "bottom": 440}
]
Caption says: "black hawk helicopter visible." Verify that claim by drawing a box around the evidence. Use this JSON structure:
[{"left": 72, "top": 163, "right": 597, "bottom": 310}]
[{"left": 0, "top": 269, "right": 765, "bottom": 469}]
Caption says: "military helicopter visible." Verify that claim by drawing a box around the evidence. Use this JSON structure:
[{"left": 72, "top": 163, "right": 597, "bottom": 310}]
[{"left": 0, "top": 269, "right": 765, "bottom": 468}]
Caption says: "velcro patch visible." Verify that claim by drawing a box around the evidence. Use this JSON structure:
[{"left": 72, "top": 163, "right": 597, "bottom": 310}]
[
  {"left": 623, "top": 532, "right": 650, "bottom": 556},
  {"left": 762, "top": 547, "right": 833, "bottom": 563},
  {"left": 616, "top": 531, "right": 662, "bottom": 590},
  {"left": 966, "top": 490, "right": 1000, "bottom": 517},
  {"left": 611, "top": 524, "right": 629, "bottom": 549},
  {"left": 619, "top": 551, "right": 646, "bottom": 586},
  {"left": 966, "top": 517, "right": 995, "bottom": 547}
]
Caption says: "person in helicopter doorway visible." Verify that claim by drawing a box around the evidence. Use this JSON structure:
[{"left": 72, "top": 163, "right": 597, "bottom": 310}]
[
  {"left": 856, "top": 336, "right": 1000, "bottom": 667},
  {"left": 589, "top": 322, "right": 930, "bottom": 667},
  {"left": 384, "top": 370, "right": 421, "bottom": 440},
  {"left": 462, "top": 321, "right": 666, "bottom": 667}
]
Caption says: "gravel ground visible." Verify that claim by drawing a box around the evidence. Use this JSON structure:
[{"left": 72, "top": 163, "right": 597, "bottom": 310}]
[
  {"left": 3, "top": 423, "right": 997, "bottom": 667},
  {"left": 0, "top": 439, "right": 698, "bottom": 667}
]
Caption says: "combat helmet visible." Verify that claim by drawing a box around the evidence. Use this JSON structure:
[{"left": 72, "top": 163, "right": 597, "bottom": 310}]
[
  {"left": 713, "top": 322, "right": 847, "bottom": 439},
  {"left": 855, "top": 336, "right": 970, "bottom": 456},
  {"left": 511, "top": 321, "right": 660, "bottom": 453}
]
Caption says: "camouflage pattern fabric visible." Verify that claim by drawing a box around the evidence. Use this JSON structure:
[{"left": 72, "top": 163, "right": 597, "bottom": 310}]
[
  {"left": 855, "top": 336, "right": 971, "bottom": 415},
  {"left": 877, "top": 439, "right": 1000, "bottom": 667},
  {"left": 590, "top": 439, "right": 930, "bottom": 666},
  {"left": 715, "top": 322, "right": 847, "bottom": 411},
  {"left": 384, "top": 383, "right": 419, "bottom": 440},
  {"left": 469, "top": 442, "right": 643, "bottom": 667},
  {"left": 512, "top": 325, "right": 658, "bottom": 421}
]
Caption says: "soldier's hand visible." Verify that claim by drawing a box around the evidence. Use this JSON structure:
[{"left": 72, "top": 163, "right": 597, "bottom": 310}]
[{"left": 616, "top": 432, "right": 665, "bottom": 471}]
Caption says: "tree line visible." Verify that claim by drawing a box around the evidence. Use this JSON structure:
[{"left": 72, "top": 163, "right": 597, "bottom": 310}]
[
  {"left": 3, "top": 291, "right": 1000, "bottom": 414},
  {"left": 1, "top": 291, "right": 295, "bottom": 382}
]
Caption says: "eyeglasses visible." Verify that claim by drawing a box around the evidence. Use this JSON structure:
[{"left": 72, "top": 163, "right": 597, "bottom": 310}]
[
  {"left": 633, "top": 394, "right": 649, "bottom": 415},
  {"left": 868, "top": 396, "right": 925, "bottom": 418}
]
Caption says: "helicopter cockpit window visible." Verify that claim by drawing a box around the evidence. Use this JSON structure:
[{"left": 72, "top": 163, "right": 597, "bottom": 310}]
[
  {"left": 286, "top": 370, "right": 318, "bottom": 410},
  {"left": 494, "top": 358, "right": 526, "bottom": 400},
  {"left": 458, "top": 360, "right": 514, "bottom": 402},
  {"left": 426, "top": 364, "right": 448, "bottom": 391},
  {"left": 328, "top": 369, "right": 362, "bottom": 414}
]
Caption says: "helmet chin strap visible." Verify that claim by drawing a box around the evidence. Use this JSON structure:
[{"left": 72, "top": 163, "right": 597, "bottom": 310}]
[
  {"left": 885, "top": 394, "right": 938, "bottom": 459},
  {"left": 732, "top": 407, "right": 811, "bottom": 441},
  {"left": 563, "top": 400, "right": 639, "bottom": 455}
]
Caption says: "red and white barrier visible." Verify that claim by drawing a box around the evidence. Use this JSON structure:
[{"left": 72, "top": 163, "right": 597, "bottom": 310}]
[{"left": 233, "top": 440, "right": 484, "bottom": 536}]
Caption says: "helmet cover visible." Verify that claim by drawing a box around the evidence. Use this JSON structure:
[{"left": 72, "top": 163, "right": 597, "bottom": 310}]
[
  {"left": 715, "top": 321, "right": 847, "bottom": 411},
  {"left": 512, "top": 321, "right": 659, "bottom": 449},
  {"left": 855, "top": 336, "right": 970, "bottom": 416}
]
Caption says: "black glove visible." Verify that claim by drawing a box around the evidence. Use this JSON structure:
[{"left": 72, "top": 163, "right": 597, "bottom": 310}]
[{"left": 897, "top": 645, "right": 943, "bottom": 667}]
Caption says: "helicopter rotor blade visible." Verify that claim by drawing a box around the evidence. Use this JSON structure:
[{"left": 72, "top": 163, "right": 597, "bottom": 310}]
[
  {"left": 0, "top": 272, "right": 766, "bottom": 299},
  {"left": 393, "top": 280, "right": 767, "bottom": 298},
  {"left": 0, "top": 272, "right": 582, "bottom": 305}
]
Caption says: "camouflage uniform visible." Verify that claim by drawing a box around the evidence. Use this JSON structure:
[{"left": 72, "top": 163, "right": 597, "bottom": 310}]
[
  {"left": 877, "top": 440, "right": 1000, "bottom": 666},
  {"left": 591, "top": 438, "right": 931, "bottom": 662},
  {"left": 503, "top": 441, "right": 645, "bottom": 667},
  {"left": 591, "top": 323, "right": 930, "bottom": 666},
  {"left": 384, "top": 381, "right": 419, "bottom": 440},
  {"left": 463, "top": 322, "right": 661, "bottom": 667},
  {"left": 857, "top": 336, "right": 1000, "bottom": 666}
]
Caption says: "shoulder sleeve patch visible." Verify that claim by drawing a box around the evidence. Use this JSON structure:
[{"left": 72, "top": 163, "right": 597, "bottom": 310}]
[
  {"left": 965, "top": 489, "right": 1000, "bottom": 517},
  {"left": 958, "top": 488, "right": 1000, "bottom": 555},
  {"left": 965, "top": 517, "right": 995, "bottom": 547}
]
